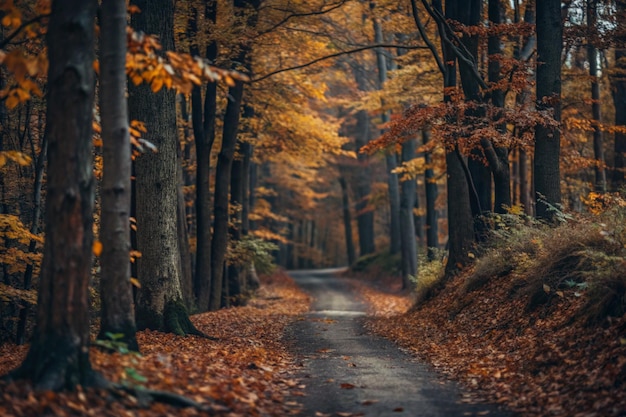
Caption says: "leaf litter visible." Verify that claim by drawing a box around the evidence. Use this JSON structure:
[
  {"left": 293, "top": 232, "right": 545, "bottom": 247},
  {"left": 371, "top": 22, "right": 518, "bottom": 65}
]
[
  {"left": 349, "top": 270, "right": 626, "bottom": 417},
  {"left": 0, "top": 270, "right": 310, "bottom": 416}
]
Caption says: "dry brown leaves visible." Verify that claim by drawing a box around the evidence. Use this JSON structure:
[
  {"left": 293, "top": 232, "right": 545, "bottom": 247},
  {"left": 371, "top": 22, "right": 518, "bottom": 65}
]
[
  {"left": 0, "top": 270, "right": 310, "bottom": 417},
  {"left": 357, "top": 271, "right": 626, "bottom": 417}
]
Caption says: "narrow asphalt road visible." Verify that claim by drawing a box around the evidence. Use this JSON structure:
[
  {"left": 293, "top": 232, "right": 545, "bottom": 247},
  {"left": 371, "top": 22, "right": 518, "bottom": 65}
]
[{"left": 286, "top": 268, "right": 512, "bottom": 417}]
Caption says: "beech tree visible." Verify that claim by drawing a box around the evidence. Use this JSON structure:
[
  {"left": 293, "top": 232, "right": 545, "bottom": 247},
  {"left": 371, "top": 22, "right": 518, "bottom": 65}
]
[{"left": 9, "top": 0, "right": 103, "bottom": 390}]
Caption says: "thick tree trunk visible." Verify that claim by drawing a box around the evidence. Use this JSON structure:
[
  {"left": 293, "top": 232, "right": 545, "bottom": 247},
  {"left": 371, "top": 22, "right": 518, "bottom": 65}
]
[
  {"left": 400, "top": 140, "right": 418, "bottom": 289},
  {"left": 435, "top": 0, "right": 476, "bottom": 275},
  {"left": 209, "top": 81, "right": 244, "bottom": 311},
  {"left": 10, "top": 0, "right": 103, "bottom": 390},
  {"left": 130, "top": 0, "right": 199, "bottom": 335},
  {"left": 614, "top": 1, "right": 626, "bottom": 190},
  {"left": 534, "top": 0, "right": 562, "bottom": 220},
  {"left": 98, "top": 0, "right": 137, "bottom": 351},
  {"left": 423, "top": 129, "right": 439, "bottom": 260},
  {"left": 339, "top": 176, "right": 356, "bottom": 266}
]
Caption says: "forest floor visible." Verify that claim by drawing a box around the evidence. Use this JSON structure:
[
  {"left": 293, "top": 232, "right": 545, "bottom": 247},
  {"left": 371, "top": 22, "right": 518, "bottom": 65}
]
[
  {"left": 1, "top": 267, "right": 624, "bottom": 417},
  {"left": 349, "top": 269, "right": 626, "bottom": 417},
  {"left": 0, "top": 271, "right": 311, "bottom": 417}
]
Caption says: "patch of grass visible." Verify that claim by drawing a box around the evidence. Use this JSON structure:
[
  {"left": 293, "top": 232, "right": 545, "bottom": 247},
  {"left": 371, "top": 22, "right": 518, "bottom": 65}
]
[
  {"left": 458, "top": 200, "right": 626, "bottom": 325},
  {"left": 413, "top": 249, "right": 446, "bottom": 306}
]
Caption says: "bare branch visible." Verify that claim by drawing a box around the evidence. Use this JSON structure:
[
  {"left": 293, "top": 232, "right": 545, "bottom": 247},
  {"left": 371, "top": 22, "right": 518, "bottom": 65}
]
[
  {"left": 411, "top": 0, "right": 445, "bottom": 75},
  {"left": 252, "top": 43, "right": 429, "bottom": 83}
]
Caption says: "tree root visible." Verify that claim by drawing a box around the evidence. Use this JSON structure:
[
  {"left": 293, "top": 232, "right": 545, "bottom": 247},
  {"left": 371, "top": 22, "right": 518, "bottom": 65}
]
[{"left": 111, "top": 383, "right": 228, "bottom": 413}]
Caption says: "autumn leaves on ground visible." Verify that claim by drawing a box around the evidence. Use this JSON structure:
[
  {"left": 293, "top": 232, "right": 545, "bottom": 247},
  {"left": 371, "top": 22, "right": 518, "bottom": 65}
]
[{"left": 0, "top": 272, "right": 310, "bottom": 416}]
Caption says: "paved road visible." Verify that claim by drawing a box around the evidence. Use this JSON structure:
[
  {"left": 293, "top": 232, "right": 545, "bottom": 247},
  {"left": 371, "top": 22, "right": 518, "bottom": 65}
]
[{"left": 286, "top": 268, "right": 512, "bottom": 417}]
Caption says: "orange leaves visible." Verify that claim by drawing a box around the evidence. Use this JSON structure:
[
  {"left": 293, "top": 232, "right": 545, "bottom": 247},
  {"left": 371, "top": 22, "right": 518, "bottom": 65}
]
[
  {"left": 126, "top": 30, "right": 247, "bottom": 95},
  {"left": 0, "top": 150, "right": 31, "bottom": 169},
  {"left": 0, "top": 50, "right": 45, "bottom": 109}
]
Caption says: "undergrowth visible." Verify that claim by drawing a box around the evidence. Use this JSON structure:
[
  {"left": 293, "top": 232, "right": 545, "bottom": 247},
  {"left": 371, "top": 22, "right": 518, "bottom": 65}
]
[{"left": 460, "top": 198, "right": 626, "bottom": 325}]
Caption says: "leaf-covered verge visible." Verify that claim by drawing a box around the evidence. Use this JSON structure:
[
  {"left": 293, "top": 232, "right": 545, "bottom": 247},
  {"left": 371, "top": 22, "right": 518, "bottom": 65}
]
[
  {"left": 350, "top": 208, "right": 626, "bottom": 417},
  {"left": 0, "top": 271, "right": 309, "bottom": 417}
]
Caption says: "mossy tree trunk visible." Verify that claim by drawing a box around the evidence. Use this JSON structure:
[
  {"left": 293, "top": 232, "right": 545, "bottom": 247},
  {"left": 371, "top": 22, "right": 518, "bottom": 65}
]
[{"left": 9, "top": 0, "right": 104, "bottom": 390}]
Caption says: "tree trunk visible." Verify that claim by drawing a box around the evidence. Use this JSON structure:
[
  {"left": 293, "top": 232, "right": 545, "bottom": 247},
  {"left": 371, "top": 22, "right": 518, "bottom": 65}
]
[
  {"left": 534, "top": 0, "right": 562, "bottom": 220},
  {"left": 339, "top": 176, "right": 356, "bottom": 266},
  {"left": 614, "top": 1, "right": 626, "bottom": 190},
  {"left": 400, "top": 140, "right": 418, "bottom": 289},
  {"left": 354, "top": 109, "right": 376, "bottom": 256},
  {"left": 209, "top": 81, "right": 244, "bottom": 311},
  {"left": 191, "top": 0, "right": 218, "bottom": 312},
  {"left": 227, "top": 141, "right": 245, "bottom": 306},
  {"left": 488, "top": 0, "right": 511, "bottom": 213},
  {"left": 130, "top": 0, "right": 200, "bottom": 335},
  {"left": 436, "top": 0, "right": 476, "bottom": 275},
  {"left": 372, "top": 12, "right": 401, "bottom": 255},
  {"left": 423, "top": 129, "right": 439, "bottom": 260},
  {"left": 98, "top": 0, "right": 137, "bottom": 351},
  {"left": 587, "top": 0, "right": 605, "bottom": 192},
  {"left": 10, "top": 0, "right": 103, "bottom": 390}
]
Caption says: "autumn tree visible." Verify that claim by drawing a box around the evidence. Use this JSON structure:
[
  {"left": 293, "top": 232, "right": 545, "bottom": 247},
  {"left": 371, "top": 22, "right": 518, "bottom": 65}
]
[
  {"left": 8, "top": 0, "right": 104, "bottom": 389},
  {"left": 98, "top": 0, "right": 138, "bottom": 351}
]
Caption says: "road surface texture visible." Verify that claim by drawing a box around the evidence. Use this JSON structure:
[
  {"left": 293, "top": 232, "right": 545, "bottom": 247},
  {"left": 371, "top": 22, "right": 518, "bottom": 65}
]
[{"left": 286, "top": 268, "right": 512, "bottom": 417}]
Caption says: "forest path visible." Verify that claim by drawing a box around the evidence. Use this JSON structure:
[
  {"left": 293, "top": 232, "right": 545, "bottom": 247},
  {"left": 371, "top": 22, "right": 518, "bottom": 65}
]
[{"left": 286, "top": 269, "right": 511, "bottom": 417}]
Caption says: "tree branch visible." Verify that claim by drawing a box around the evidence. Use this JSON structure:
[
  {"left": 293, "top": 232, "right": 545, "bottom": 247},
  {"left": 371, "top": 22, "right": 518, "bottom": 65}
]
[
  {"left": 411, "top": 0, "right": 445, "bottom": 75},
  {"left": 257, "top": 1, "right": 348, "bottom": 36},
  {"left": 422, "top": 0, "right": 488, "bottom": 90},
  {"left": 252, "top": 44, "right": 428, "bottom": 83}
]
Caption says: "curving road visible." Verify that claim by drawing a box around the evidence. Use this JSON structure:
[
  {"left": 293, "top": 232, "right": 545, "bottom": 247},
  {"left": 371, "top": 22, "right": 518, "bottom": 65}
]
[{"left": 286, "top": 268, "right": 512, "bottom": 417}]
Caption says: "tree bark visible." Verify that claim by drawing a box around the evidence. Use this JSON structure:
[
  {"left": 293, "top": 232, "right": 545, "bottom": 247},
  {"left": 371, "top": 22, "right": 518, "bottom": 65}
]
[
  {"left": 98, "top": 0, "right": 137, "bottom": 351},
  {"left": 10, "top": 0, "right": 103, "bottom": 390},
  {"left": 534, "top": 0, "right": 562, "bottom": 220},
  {"left": 130, "top": 0, "right": 199, "bottom": 335}
]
